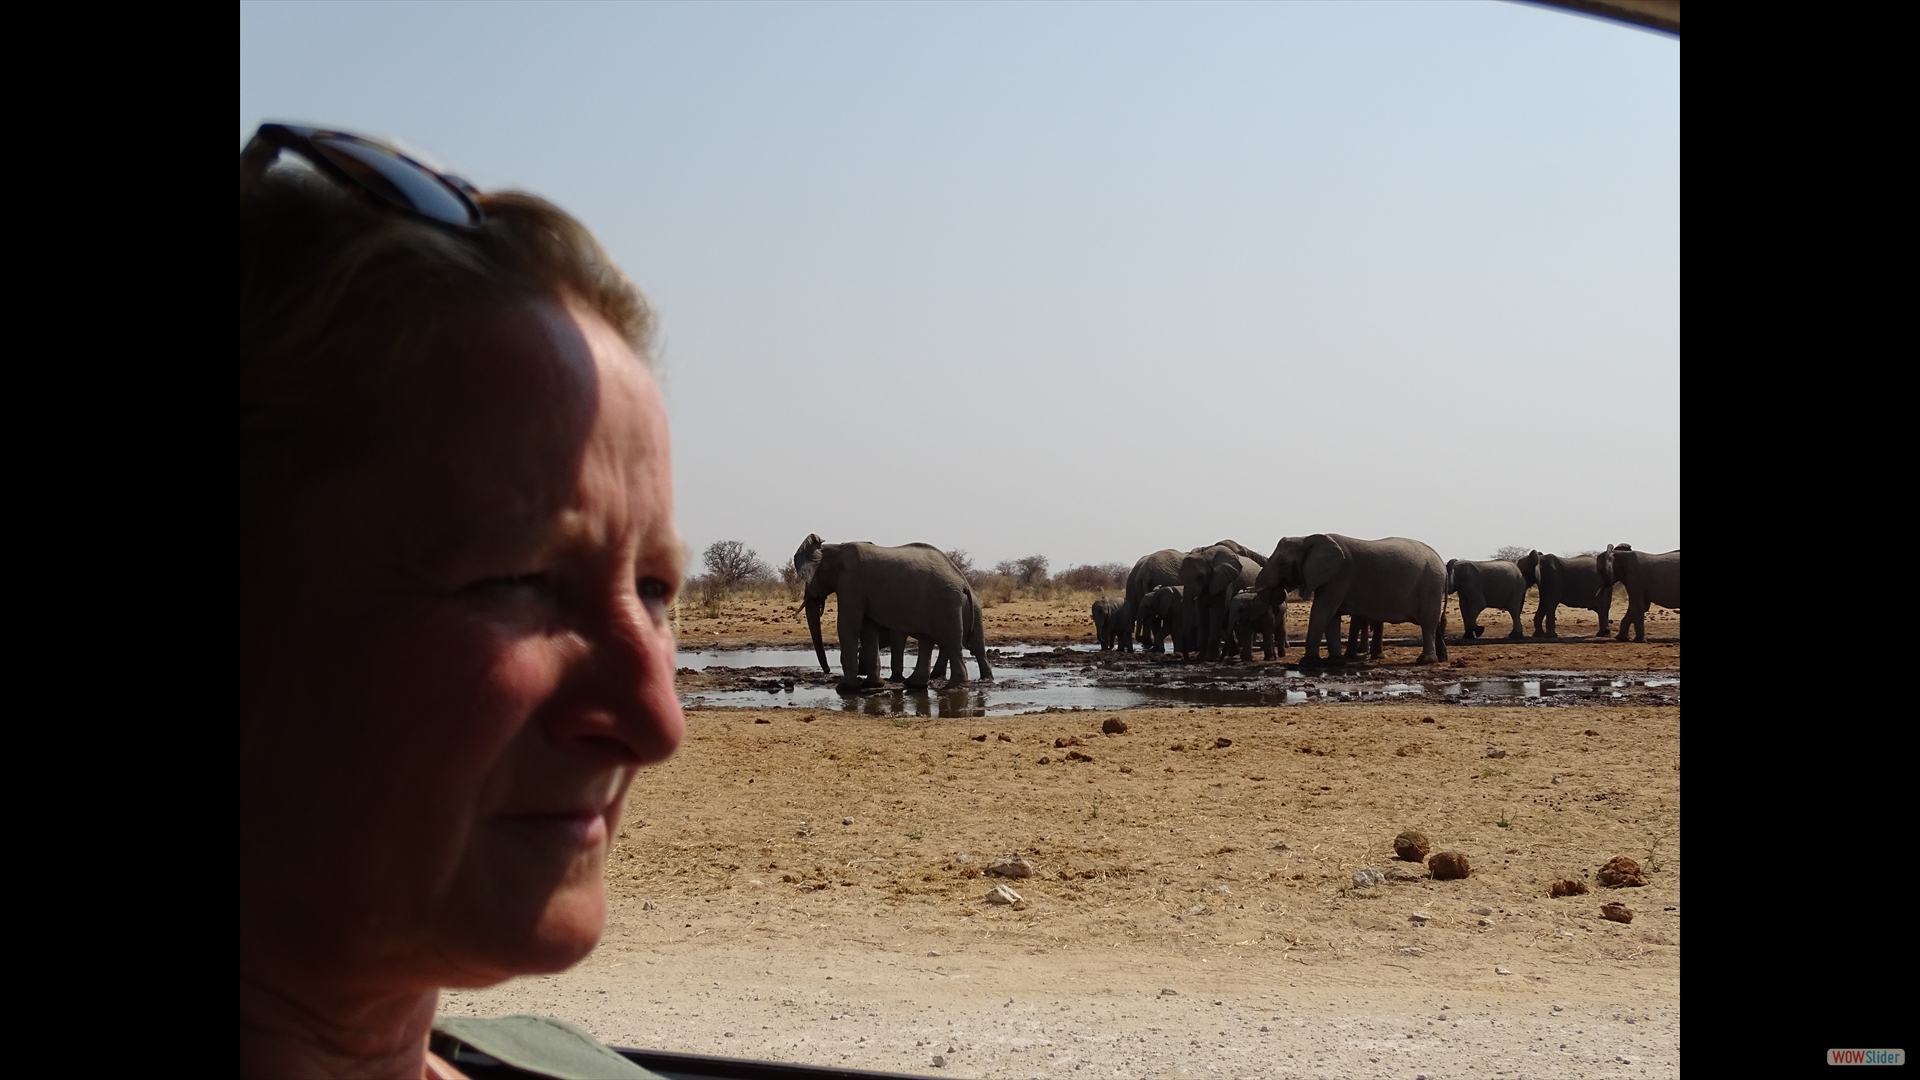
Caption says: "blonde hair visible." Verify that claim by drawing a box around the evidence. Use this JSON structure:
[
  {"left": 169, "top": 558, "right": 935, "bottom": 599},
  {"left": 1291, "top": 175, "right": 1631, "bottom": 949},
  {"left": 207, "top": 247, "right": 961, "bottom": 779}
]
[{"left": 240, "top": 165, "right": 653, "bottom": 551}]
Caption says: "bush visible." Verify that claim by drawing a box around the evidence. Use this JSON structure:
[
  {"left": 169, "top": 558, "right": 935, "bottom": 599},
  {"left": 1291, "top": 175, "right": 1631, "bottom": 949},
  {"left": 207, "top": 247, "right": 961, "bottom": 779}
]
[
  {"left": 1490, "top": 545, "right": 1532, "bottom": 562},
  {"left": 1055, "top": 562, "right": 1128, "bottom": 593}
]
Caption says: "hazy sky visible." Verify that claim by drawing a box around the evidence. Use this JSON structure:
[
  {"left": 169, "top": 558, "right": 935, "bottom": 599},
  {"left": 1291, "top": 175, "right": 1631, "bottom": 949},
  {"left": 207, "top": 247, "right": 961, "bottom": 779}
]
[{"left": 240, "top": 1, "right": 1677, "bottom": 574}]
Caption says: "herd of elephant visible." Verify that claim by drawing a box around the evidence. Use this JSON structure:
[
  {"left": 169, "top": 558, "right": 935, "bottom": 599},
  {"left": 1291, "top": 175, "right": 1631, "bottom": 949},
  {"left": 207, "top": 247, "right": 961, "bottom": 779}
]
[
  {"left": 1097, "top": 539, "right": 1680, "bottom": 666},
  {"left": 789, "top": 532, "right": 1679, "bottom": 693}
]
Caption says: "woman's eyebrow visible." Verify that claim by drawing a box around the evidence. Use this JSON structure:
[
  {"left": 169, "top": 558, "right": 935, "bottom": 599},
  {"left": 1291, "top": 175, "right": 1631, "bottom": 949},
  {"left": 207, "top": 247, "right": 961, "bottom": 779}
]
[{"left": 637, "top": 534, "right": 690, "bottom": 580}]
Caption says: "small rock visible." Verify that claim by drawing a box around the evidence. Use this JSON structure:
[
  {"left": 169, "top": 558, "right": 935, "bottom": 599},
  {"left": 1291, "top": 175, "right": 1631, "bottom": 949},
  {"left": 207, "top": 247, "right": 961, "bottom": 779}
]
[
  {"left": 1555, "top": 928, "right": 1575, "bottom": 938},
  {"left": 1037, "top": 755, "right": 1052, "bottom": 765},
  {"left": 953, "top": 853, "right": 973, "bottom": 863},
  {"left": 1119, "top": 765, "right": 1133, "bottom": 773},
  {"left": 1597, "top": 855, "right": 1648, "bottom": 887},
  {"left": 1352, "top": 868, "right": 1385, "bottom": 889},
  {"left": 642, "top": 901, "right": 656, "bottom": 911},
  {"left": 1066, "top": 750, "right": 1093, "bottom": 762},
  {"left": 1102, "top": 717, "right": 1129, "bottom": 734},
  {"left": 1398, "top": 946, "right": 1423, "bottom": 955},
  {"left": 1271, "top": 840, "right": 1291, "bottom": 851},
  {"left": 754, "top": 718, "right": 771, "bottom": 724},
  {"left": 1169, "top": 742, "right": 1186, "bottom": 752},
  {"left": 801, "top": 715, "right": 816, "bottom": 723},
  {"left": 1478, "top": 918, "right": 1494, "bottom": 927},
  {"left": 1495, "top": 966, "right": 1511, "bottom": 975},
  {"left": 1055, "top": 735, "right": 1085, "bottom": 748},
  {"left": 1549, "top": 878, "right": 1589, "bottom": 898},
  {"left": 996, "top": 732, "right": 1013, "bottom": 742},
  {"left": 1214, "top": 737, "right": 1233, "bottom": 748},
  {"left": 1428, "top": 851, "right": 1471, "bottom": 880},
  {"left": 984, "top": 883, "right": 1023, "bottom": 905},
  {"left": 1209, "top": 884, "right": 1232, "bottom": 895},
  {"left": 1470, "top": 906, "right": 1493, "bottom": 915},
  {"left": 1393, "top": 830, "right": 1432, "bottom": 861},
  {"left": 1186, "top": 904, "right": 1208, "bottom": 915},
  {"left": 1584, "top": 728, "right": 1600, "bottom": 736},
  {"left": 970, "top": 733, "right": 987, "bottom": 741},
  {"left": 988, "top": 855, "right": 1035, "bottom": 879},
  {"left": 1664, "top": 905, "right": 1677, "bottom": 911},
  {"left": 928, "top": 951, "right": 940, "bottom": 957},
  {"left": 1486, "top": 748, "right": 1507, "bottom": 759},
  {"left": 1600, "top": 902, "right": 1634, "bottom": 924},
  {"left": 1618, "top": 1056, "right": 1634, "bottom": 1065},
  {"left": 1551, "top": 773, "right": 1563, "bottom": 784},
  {"left": 842, "top": 817, "right": 854, "bottom": 826},
  {"left": 1408, "top": 911, "right": 1432, "bottom": 924},
  {"left": 931, "top": 1055, "right": 946, "bottom": 1068},
  {"left": 1160, "top": 988, "right": 1179, "bottom": 996}
]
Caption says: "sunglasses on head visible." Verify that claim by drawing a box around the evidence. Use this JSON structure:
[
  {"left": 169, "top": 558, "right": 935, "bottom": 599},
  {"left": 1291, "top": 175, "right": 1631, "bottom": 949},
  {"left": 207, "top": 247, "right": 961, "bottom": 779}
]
[{"left": 240, "top": 123, "right": 484, "bottom": 230}]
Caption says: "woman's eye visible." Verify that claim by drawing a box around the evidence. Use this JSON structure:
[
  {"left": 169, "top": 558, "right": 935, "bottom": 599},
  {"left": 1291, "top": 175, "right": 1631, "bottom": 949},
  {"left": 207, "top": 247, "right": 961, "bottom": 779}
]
[
  {"left": 467, "top": 573, "right": 552, "bottom": 596},
  {"left": 637, "top": 577, "right": 674, "bottom": 602}
]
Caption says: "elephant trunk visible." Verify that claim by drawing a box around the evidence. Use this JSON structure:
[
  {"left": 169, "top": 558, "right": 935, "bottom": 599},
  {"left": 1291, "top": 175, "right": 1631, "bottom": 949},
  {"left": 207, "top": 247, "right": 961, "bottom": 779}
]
[{"left": 806, "top": 597, "right": 831, "bottom": 673}]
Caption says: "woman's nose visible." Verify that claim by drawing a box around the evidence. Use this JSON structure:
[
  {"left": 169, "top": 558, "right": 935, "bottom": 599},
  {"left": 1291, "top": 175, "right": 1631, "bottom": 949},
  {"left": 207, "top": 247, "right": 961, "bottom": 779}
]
[{"left": 549, "top": 594, "right": 683, "bottom": 765}]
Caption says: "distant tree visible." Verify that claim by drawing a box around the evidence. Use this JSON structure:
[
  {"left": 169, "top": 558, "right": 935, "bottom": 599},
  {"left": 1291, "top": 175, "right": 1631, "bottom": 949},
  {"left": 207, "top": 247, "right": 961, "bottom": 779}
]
[
  {"left": 702, "top": 540, "right": 770, "bottom": 593},
  {"left": 1013, "top": 555, "right": 1050, "bottom": 588},
  {"left": 778, "top": 562, "right": 803, "bottom": 598},
  {"left": 945, "top": 549, "right": 981, "bottom": 585},
  {"left": 1490, "top": 545, "right": 1532, "bottom": 561}
]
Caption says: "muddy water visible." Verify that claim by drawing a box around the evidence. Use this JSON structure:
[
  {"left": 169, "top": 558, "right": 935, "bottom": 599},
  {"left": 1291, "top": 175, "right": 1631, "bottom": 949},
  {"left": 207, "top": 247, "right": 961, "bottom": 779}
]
[{"left": 676, "top": 647, "right": 1679, "bottom": 718}]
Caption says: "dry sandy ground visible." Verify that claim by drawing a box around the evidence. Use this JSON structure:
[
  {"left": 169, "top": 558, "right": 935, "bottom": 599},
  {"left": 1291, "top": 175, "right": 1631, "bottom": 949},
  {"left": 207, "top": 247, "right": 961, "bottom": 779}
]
[{"left": 447, "top": 694, "right": 1680, "bottom": 1078}]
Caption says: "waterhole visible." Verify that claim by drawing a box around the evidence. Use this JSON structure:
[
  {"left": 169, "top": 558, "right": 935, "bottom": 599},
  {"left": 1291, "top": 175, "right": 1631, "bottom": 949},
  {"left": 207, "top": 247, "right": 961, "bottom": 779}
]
[{"left": 676, "top": 648, "right": 1677, "bottom": 717}]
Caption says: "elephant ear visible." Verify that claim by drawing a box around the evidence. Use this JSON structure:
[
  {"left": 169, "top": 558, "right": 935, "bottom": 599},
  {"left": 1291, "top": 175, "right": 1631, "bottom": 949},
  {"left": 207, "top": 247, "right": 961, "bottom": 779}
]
[
  {"left": 794, "top": 533, "right": 826, "bottom": 574},
  {"left": 798, "top": 543, "right": 836, "bottom": 595},
  {"left": 1518, "top": 551, "right": 1540, "bottom": 587},
  {"left": 1445, "top": 559, "right": 1458, "bottom": 594},
  {"left": 1300, "top": 534, "right": 1348, "bottom": 592}
]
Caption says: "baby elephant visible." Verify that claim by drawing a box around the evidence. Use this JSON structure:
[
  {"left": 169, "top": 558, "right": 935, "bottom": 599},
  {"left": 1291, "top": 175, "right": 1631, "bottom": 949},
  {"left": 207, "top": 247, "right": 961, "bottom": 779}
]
[
  {"left": 1226, "top": 588, "right": 1287, "bottom": 661},
  {"left": 1445, "top": 558, "right": 1529, "bottom": 642},
  {"left": 1092, "top": 596, "right": 1126, "bottom": 650}
]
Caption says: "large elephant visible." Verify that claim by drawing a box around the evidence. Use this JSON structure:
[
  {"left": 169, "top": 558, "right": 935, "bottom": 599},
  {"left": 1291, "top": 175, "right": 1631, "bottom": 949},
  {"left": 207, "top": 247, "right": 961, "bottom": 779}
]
[
  {"left": 1180, "top": 545, "right": 1262, "bottom": 661},
  {"left": 1445, "top": 559, "right": 1529, "bottom": 642},
  {"left": 1600, "top": 545, "right": 1679, "bottom": 643},
  {"left": 1518, "top": 549, "right": 1613, "bottom": 637},
  {"left": 1121, "top": 550, "right": 1186, "bottom": 652},
  {"left": 1253, "top": 534, "right": 1448, "bottom": 666},
  {"left": 1091, "top": 597, "right": 1126, "bottom": 650},
  {"left": 1135, "top": 584, "right": 1188, "bottom": 654},
  {"left": 1226, "top": 588, "right": 1286, "bottom": 661},
  {"left": 795, "top": 535, "right": 993, "bottom": 692}
]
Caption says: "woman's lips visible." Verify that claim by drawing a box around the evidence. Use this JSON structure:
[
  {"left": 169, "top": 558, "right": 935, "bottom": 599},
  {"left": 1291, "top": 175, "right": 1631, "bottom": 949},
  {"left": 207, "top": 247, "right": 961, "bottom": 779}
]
[{"left": 501, "top": 808, "right": 609, "bottom": 846}]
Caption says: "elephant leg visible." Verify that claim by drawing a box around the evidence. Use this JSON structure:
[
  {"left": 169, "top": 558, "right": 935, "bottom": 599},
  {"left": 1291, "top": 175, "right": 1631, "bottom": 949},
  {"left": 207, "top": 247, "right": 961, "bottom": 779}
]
[
  {"left": 1369, "top": 621, "right": 1383, "bottom": 661},
  {"left": 1421, "top": 603, "right": 1446, "bottom": 664},
  {"left": 905, "top": 633, "right": 936, "bottom": 689},
  {"left": 1597, "top": 592, "right": 1615, "bottom": 637},
  {"left": 1542, "top": 602, "right": 1559, "bottom": 639},
  {"left": 1302, "top": 601, "right": 1337, "bottom": 667},
  {"left": 890, "top": 629, "right": 910, "bottom": 682},
  {"left": 1507, "top": 604, "right": 1525, "bottom": 639},
  {"left": 1460, "top": 597, "right": 1483, "bottom": 643},
  {"left": 838, "top": 607, "right": 878, "bottom": 692}
]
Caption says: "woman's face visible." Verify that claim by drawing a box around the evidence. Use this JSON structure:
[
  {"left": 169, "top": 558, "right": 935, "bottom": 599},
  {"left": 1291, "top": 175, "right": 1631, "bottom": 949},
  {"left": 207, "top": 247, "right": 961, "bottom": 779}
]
[{"left": 241, "top": 296, "right": 685, "bottom": 992}]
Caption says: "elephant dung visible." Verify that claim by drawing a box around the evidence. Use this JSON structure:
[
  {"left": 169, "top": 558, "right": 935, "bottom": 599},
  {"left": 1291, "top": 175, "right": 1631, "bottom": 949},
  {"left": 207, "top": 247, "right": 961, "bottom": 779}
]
[
  {"left": 1055, "top": 735, "right": 1085, "bottom": 748},
  {"left": 1393, "top": 831, "right": 1432, "bottom": 861},
  {"left": 984, "top": 883, "right": 1023, "bottom": 905},
  {"left": 1599, "top": 902, "right": 1634, "bottom": 924},
  {"left": 1428, "top": 851, "right": 1472, "bottom": 880},
  {"left": 1101, "top": 717, "right": 1129, "bottom": 734},
  {"left": 1214, "top": 737, "right": 1233, "bottom": 749},
  {"left": 996, "top": 733, "right": 1013, "bottom": 742},
  {"left": 1597, "top": 856, "right": 1648, "bottom": 888},
  {"left": 1549, "top": 878, "right": 1590, "bottom": 898},
  {"left": 988, "top": 856, "right": 1034, "bottom": 879},
  {"left": 1066, "top": 750, "right": 1093, "bottom": 762},
  {"left": 970, "top": 733, "right": 987, "bottom": 741}
]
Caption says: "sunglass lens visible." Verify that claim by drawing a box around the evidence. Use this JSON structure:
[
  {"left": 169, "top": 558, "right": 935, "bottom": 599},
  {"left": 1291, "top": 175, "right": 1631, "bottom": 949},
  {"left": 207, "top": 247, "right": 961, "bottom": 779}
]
[{"left": 311, "top": 135, "right": 478, "bottom": 227}]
